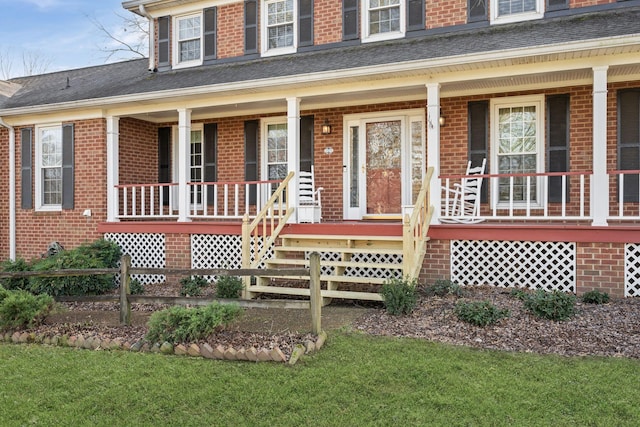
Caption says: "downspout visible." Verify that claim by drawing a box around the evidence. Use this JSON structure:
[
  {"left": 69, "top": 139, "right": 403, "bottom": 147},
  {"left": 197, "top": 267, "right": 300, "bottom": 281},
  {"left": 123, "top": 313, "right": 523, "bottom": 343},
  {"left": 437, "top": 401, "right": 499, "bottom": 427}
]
[
  {"left": 0, "top": 117, "right": 16, "bottom": 260},
  {"left": 138, "top": 5, "right": 155, "bottom": 71}
]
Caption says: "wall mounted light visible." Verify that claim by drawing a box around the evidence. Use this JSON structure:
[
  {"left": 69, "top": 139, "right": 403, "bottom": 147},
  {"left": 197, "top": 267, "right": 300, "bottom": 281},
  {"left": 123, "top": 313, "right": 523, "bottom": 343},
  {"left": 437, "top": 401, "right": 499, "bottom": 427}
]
[
  {"left": 439, "top": 116, "right": 446, "bottom": 127},
  {"left": 321, "top": 119, "right": 332, "bottom": 135}
]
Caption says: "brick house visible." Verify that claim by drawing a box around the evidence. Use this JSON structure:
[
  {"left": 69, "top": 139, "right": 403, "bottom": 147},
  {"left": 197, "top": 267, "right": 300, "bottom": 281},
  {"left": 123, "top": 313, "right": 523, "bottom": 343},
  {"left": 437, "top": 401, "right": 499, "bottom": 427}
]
[{"left": 1, "top": 0, "right": 640, "bottom": 299}]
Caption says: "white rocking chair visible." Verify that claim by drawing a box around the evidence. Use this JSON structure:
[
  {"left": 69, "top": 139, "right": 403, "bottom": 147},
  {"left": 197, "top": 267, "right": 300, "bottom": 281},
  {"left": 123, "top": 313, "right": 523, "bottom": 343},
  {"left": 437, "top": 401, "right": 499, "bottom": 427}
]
[
  {"left": 441, "top": 158, "right": 486, "bottom": 224},
  {"left": 298, "top": 166, "right": 323, "bottom": 223}
]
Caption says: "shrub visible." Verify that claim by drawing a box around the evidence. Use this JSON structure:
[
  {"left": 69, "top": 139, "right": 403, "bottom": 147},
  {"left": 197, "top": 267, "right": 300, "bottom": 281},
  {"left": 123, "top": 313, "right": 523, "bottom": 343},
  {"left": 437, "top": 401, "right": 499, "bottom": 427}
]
[
  {"left": 581, "top": 289, "right": 610, "bottom": 304},
  {"left": 424, "top": 279, "right": 465, "bottom": 297},
  {"left": 179, "top": 276, "right": 209, "bottom": 297},
  {"left": 0, "top": 289, "right": 53, "bottom": 331},
  {"left": 523, "top": 290, "right": 576, "bottom": 321},
  {"left": 129, "top": 279, "right": 145, "bottom": 295},
  {"left": 77, "top": 239, "right": 122, "bottom": 268},
  {"left": 381, "top": 277, "right": 418, "bottom": 315},
  {"left": 216, "top": 276, "right": 243, "bottom": 299},
  {"left": 146, "top": 302, "right": 242, "bottom": 343},
  {"left": 0, "top": 258, "right": 31, "bottom": 291},
  {"left": 509, "top": 288, "right": 530, "bottom": 301},
  {"left": 0, "top": 285, "right": 10, "bottom": 303},
  {"left": 454, "top": 300, "right": 509, "bottom": 327}
]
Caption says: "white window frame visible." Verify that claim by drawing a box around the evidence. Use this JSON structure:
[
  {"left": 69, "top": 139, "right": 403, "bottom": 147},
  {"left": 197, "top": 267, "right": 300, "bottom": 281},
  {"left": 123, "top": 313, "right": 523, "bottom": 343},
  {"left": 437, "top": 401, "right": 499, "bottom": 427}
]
[
  {"left": 171, "top": 123, "right": 204, "bottom": 208},
  {"left": 361, "top": 0, "right": 405, "bottom": 43},
  {"left": 261, "top": 0, "right": 297, "bottom": 57},
  {"left": 35, "top": 123, "right": 63, "bottom": 212},
  {"left": 490, "top": 95, "right": 545, "bottom": 209},
  {"left": 173, "top": 12, "right": 203, "bottom": 68},
  {"left": 261, "top": 117, "right": 289, "bottom": 182},
  {"left": 491, "top": 0, "right": 544, "bottom": 25}
]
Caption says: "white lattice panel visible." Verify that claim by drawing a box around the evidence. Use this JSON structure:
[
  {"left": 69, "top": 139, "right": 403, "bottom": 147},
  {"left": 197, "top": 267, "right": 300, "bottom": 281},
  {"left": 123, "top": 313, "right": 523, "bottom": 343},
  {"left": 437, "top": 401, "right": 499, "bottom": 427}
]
[
  {"left": 305, "top": 251, "right": 403, "bottom": 279},
  {"left": 191, "top": 234, "right": 271, "bottom": 281},
  {"left": 451, "top": 240, "right": 576, "bottom": 292},
  {"left": 624, "top": 244, "right": 640, "bottom": 297},
  {"left": 104, "top": 233, "right": 166, "bottom": 285}
]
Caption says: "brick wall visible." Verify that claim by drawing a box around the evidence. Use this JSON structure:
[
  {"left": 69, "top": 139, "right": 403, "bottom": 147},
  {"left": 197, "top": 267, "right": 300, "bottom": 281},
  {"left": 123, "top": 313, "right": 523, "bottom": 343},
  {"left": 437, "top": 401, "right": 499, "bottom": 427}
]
[
  {"left": 164, "top": 233, "right": 192, "bottom": 285},
  {"left": 0, "top": 127, "right": 8, "bottom": 258},
  {"left": 576, "top": 242, "right": 625, "bottom": 298},
  {"left": 217, "top": 3, "right": 245, "bottom": 59},
  {"left": 314, "top": 0, "right": 343, "bottom": 45},
  {"left": 119, "top": 118, "right": 158, "bottom": 185},
  {"left": 428, "top": 0, "right": 467, "bottom": 29}
]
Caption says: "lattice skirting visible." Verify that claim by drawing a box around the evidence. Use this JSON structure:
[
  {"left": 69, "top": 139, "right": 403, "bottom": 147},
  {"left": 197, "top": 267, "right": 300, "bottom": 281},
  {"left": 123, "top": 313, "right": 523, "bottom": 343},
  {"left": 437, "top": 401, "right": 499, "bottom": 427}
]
[
  {"left": 307, "top": 251, "right": 403, "bottom": 280},
  {"left": 624, "top": 244, "right": 640, "bottom": 297},
  {"left": 191, "top": 235, "right": 271, "bottom": 281},
  {"left": 104, "top": 233, "right": 166, "bottom": 285},
  {"left": 451, "top": 240, "right": 576, "bottom": 292}
]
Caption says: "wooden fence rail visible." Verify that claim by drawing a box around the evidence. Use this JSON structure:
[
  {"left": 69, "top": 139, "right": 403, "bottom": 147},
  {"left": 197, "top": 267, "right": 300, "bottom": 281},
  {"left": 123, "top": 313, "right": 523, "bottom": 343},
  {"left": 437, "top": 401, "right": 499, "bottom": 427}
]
[{"left": 0, "top": 253, "right": 323, "bottom": 334}]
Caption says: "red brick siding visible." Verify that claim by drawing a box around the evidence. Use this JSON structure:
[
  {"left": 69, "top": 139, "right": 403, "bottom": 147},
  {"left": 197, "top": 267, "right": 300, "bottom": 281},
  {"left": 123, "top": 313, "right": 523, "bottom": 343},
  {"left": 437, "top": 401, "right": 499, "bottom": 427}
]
[
  {"left": 164, "top": 233, "right": 192, "bottom": 285},
  {"left": 0, "top": 127, "right": 8, "bottom": 258},
  {"left": 119, "top": 118, "right": 158, "bottom": 185},
  {"left": 217, "top": 3, "right": 245, "bottom": 59},
  {"left": 420, "top": 239, "right": 451, "bottom": 283},
  {"left": 576, "top": 242, "right": 625, "bottom": 297},
  {"left": 428, "top": 0, "right": 467, "bottom": 29},
  {"left": 314, "top": 0, "right": 343, "bottom": 45}
]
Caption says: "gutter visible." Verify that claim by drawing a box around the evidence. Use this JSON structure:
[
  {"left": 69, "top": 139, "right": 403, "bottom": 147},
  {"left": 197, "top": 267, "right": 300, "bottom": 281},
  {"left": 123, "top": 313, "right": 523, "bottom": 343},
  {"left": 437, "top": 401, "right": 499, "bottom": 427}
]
[
  {"left": 0, "top": 117, "right": 16, "bottom": 261},
  {"left": 138, "top": 5, "right": 155, "bottom": 72}
]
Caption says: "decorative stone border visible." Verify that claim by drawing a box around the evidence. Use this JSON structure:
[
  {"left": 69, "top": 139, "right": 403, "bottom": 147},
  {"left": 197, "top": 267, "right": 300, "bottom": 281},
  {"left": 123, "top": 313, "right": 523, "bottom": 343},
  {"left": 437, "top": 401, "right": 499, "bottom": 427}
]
[{"left": 1, "top": 330, "right": 328, "bottom": 364}]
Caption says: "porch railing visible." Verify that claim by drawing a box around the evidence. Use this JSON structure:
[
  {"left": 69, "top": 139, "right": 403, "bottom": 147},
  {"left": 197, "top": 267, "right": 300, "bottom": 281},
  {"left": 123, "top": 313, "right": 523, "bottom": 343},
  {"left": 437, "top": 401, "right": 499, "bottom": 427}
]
[
  {"left": 609, "top": 170, "right": 640, "bottom": 220},
  {"left": 403, "top": 167, "right": 434, "bottom": 279},
  {"left": 115, "top": 180, "right": 281, "bottom": 220},
  {"left": 440, "top": 171, "right": 593, "bottom": 222}
]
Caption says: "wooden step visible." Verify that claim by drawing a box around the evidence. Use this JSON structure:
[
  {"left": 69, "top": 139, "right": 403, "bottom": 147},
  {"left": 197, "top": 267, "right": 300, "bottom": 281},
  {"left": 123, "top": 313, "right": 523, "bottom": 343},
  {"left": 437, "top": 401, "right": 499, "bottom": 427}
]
[
  {"left": 280, "top": 234, "right": 403, "bottom": 250},
  {"left": 273, "top": 246, "right": 403, "bottom": 256},
  {"left": 257, "top": 273, "right": 390, "bottom": 285},
  {"left": 246, "top": 285, "right": 384, "bottom": 301},
  {"left": 265, "top": 258, "right": 402, "bottom": 271}
]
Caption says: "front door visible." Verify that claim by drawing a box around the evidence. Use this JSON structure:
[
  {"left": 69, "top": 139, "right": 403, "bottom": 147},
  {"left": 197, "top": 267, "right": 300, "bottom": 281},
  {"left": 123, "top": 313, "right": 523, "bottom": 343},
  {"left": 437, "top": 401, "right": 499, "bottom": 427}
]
[{"left": 344, "top": 111, "right": 425, "bottom": 220}]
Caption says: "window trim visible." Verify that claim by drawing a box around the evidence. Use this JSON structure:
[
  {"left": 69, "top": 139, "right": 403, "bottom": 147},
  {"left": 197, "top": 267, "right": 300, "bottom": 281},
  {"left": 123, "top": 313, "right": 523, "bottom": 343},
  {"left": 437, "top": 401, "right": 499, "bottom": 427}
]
[
  {"left": 361, "top": 0, "right": 406, "bottom": 43},
  {"left": 490, "top": 0, "right": 544, "bottom": 25},
  {"left": 171, "top": 123, "right": 204, "bottom": 208},
  {"left": 172, "top": 12, "right": 204, "bottom": 69},
  {"left": 261, "top": 0, "right": 297, "bottom": 57},
  {"left": 35, "top": 123, "right": 63, "bottom": 212},
  {"left": 261, "top": 116, "right": 289, "bottom": 181},
  {"left": 490, "top": 95, "right": 545, "bottom": 209}
]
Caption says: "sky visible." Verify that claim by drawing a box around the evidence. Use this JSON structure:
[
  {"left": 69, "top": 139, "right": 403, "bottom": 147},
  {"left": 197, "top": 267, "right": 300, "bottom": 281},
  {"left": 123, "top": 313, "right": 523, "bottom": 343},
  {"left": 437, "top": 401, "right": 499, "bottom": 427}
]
[{"left": 0, "top": 0, "right": 148, "bottom": 79}]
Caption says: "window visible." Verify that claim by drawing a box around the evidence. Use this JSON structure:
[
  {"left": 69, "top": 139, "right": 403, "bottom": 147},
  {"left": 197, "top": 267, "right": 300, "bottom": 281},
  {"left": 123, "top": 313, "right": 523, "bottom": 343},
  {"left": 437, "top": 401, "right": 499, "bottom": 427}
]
[
  {"left": 262, "top": 0, "right": 296, "bottom": 55},
  {"left": 362, "top": 0, "right": 405, "bottom": 42},
  {"left": 491, "top": 96, "right": 544, "bottom": 207},
  {"left": 174, "top": 13, "right": 202, "bottom": 67},
  {"left": 491, "top": 0, "right": 543, "bottom": 24},
  {"left": 190, "top": 129, "right": 203, "bottom": 205},
  {"left": 35, "top": 124, "right": 73, "bottom": 211},
  {"left": 618, "top": 89, "right": 640, "bottom": 202},
  {"left": 266, "top": 122, "right": 288, "bottom": 181}
]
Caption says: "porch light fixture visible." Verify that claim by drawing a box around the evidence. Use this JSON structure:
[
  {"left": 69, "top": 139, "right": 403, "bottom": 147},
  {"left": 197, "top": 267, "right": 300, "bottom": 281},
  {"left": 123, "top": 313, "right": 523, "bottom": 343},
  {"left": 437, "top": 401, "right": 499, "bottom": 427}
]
[
  {"left": 439, "top": 116, "right": 446, "bottom": 127},
  {"left": 321, "top": 119, "right": 332, "bottom": 135}
]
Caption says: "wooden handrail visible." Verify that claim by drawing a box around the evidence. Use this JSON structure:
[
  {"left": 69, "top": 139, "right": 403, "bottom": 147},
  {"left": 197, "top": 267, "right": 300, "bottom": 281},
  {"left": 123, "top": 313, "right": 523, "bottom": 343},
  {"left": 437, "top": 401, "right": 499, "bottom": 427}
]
[{"left": 403, "top": 167, "right": 434, "bottom": 280}]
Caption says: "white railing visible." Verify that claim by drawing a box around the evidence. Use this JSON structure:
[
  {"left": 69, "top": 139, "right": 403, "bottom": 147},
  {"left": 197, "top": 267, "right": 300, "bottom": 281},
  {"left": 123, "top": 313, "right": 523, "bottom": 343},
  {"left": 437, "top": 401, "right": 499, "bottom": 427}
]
[
  {"left": 609, "top": 170, "right": 640, "bottom": 220},
  {"left": 440, "top": 171, "right": 592, "bottom": 222},
  {"left": 116, "top": 180, "right": 281, "bottom": 220}
]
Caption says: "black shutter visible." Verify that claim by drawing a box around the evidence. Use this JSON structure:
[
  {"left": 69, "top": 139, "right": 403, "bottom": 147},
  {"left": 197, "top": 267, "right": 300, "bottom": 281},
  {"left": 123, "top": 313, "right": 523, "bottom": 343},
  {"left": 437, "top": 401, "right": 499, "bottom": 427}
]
[
  {"left": 299, "top": 0, "right": 314, "bottom": 47},
  {"left": 468, "top": 0, "right": 487, "bottom": 23},
  {"left": 468, "top": 101, "right": 488, "bottom": 203},
  {"left": 245, "top": 120, "right": 259, "bottom": 204},
  {"left": 204, "top": 123, "right": 218, "bottom": 205},
  {"left": 407, "top": 0, "right": 425, "bottom": 32},
  {"left": 20, "top": 128, "right": 33, "bottom": 209},
  {"left": 158, "top": 127, "right": 171, "bottom": 206},
  {"left": 618, "top": 90, "right": 640, "bottom": 202},
  {"left": 204, "top": 7, "right": 217, "bottom": 61},
  {"left": 343, "top": 0, "right": 359, "bottom": 41},
  {"left": 245, "top": 0, "right": 258, "bottom": 54},
  {"left": 547, "top": 95, "right": 570, "bottom": 203},
  {"left": 61, "top": 124, "right": 74, "bottom": 209},
  {"left": 547, "top": 0, "right": 569, "bottom": 12},
  {"left": 158, "top": 16, "right": 170, "bottom": 68},
  {"left": 300, "top": 116, "right": 314, "bottom": 172}
]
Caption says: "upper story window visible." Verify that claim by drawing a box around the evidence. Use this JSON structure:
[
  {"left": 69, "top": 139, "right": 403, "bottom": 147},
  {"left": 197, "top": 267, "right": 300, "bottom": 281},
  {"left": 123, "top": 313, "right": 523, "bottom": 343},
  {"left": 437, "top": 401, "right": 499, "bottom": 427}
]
[
  {"left": 491, "top": 0, "right": 543, "bottom": 24},
  {"left": 362, "top": 0, "right": 405, "bottom": 43},
  {"left": 262, "top": 0, "right": 297, "bottom": 55},
  {"left": 174, "top": 13, "right": 203, "bottom": 67}
]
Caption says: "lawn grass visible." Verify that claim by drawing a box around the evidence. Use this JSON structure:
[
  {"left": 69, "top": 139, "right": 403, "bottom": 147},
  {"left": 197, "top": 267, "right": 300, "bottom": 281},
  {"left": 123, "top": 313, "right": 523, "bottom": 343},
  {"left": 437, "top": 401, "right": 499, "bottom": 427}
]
[{"left": 1, "top": 332, "right": 639, "bottom": 426}]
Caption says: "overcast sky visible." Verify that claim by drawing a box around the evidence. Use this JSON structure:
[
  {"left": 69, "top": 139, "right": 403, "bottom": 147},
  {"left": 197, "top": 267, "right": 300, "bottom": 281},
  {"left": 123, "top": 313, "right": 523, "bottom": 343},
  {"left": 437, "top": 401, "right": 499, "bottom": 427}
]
[{"left": 0, "top": 0, "right": 147, "bottom": 79}]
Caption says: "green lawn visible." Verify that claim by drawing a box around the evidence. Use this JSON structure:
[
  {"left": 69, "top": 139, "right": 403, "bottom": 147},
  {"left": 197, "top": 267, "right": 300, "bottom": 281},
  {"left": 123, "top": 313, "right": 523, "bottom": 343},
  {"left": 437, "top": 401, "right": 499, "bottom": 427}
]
[{"left": 1, "top": 333, "right": 638, "bottom": 426}]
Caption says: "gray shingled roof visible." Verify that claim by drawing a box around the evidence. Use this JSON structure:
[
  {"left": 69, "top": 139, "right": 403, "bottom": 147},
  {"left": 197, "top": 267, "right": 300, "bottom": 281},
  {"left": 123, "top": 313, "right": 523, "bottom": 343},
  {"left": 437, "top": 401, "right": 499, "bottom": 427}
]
[{"left": 2, "top": 7, "right": 639, "bottom": 111}]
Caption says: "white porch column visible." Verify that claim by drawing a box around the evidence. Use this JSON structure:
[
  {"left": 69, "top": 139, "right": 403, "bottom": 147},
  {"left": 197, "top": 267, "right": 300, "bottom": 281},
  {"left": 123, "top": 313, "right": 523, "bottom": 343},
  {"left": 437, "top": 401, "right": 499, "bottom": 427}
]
[
  {"left": 106, "top": 116, "right": 120, "bottom": 222},
  {"left": 426, "top": 83, "right": 442, "bottom": 225},
  {"left": 287, "top": 97, "right": 300, "bottom": 223},
  {"left": 177, "top": 108, "right": 192, "bottom": 222},
  {"left": 591, "top": 66, "right": 609, "bottom": 226}
]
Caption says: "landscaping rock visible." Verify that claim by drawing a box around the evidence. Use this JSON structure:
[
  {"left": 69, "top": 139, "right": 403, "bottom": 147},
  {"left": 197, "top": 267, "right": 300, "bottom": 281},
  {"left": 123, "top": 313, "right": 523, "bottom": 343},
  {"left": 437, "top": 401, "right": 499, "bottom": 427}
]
[{"left": 160, "top": 342, "right": 174, "bottom": 355}]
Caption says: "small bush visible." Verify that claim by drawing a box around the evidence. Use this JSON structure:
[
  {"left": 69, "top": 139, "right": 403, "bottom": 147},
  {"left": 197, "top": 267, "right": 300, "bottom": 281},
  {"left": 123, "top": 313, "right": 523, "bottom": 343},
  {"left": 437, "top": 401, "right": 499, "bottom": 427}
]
[
  {"left": 454, "top": 300, "right": 509, "bottom": 327},
  {"left": 424, "top": 279, "right": 465, "bottom": 297},
  {"left": 0, "top": 289, "right": 54, "bottom": 331},
  {"left": 0, "top": 285, "right": 10, "bottom": 303},
  {"left": 216, "top": 276, "right": 243, "bottom": 299},
  {"left": 129, "top": 279, "right": 145, "bottom": 295},
  {"left": 0, "top": 258, "right": 31, "bottom": 291},
  {"left": 509, "top": 288, "right": 530, "bottom": 301},
  {"left": 77, "top": 239, "right": 122, "bottom": 268},
  {"left": 523, "top": 290, "right": 576, "bottom": 321},
  {"left": 381, "top": 277, "right": 418, "bottom": 316},
  {"left": 581, "top": 289, "right": 610, "bottom": 304},
  {"left": 179, "top": 276, "right": 209, "bottom": 297},
  {"left": 146, "top": 302, "right": 242, "bottom": 343}
]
